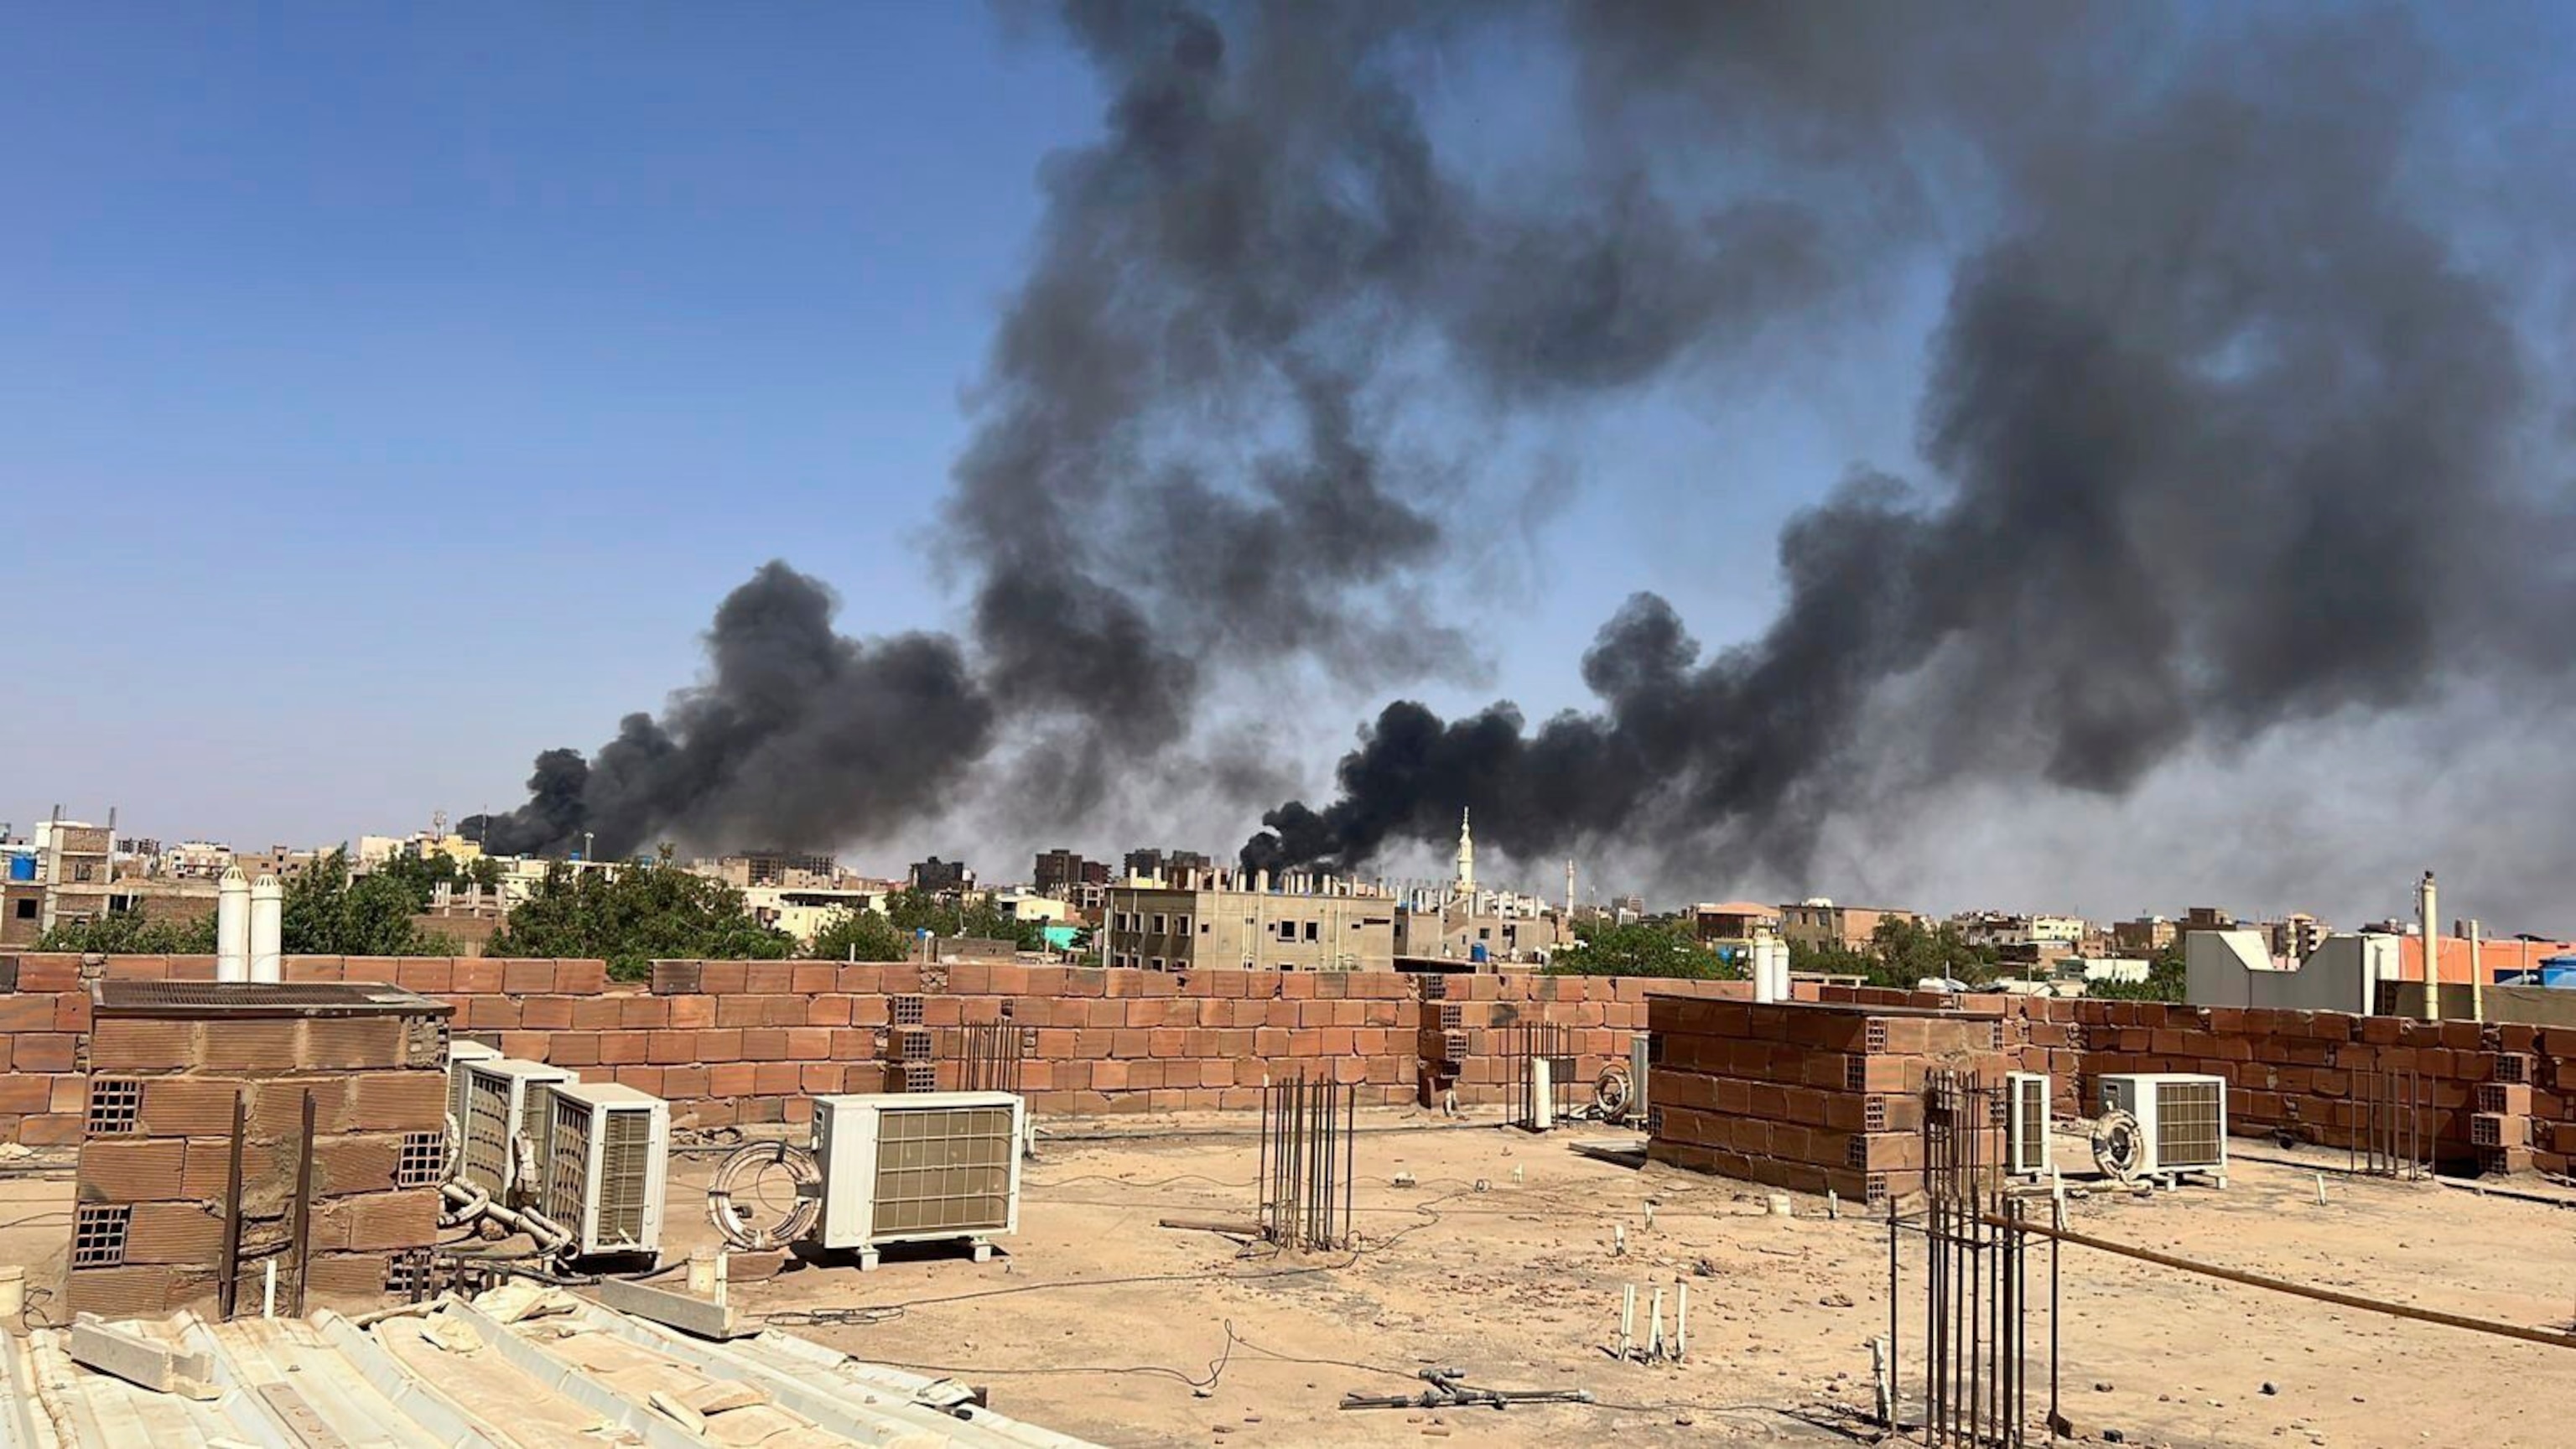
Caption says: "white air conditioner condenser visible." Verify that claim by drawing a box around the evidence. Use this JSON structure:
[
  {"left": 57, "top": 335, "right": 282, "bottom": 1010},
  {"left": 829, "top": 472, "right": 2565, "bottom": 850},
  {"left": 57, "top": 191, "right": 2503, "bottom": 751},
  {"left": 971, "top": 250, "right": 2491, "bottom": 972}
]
[
  {"left": 446, "top": 1039, "right": 503, "bottom": 1147},
  {"left": 539, "top": 1081, "right": 669, "bottom": 1260},
  {"left": 459, "top": 1057, "right": 579, "bottom": 1198},
  {"left": 2005, "top": 1071, "right": 2051, "bottom": 1176},
  {"left": 811, "top": 1090, "right": 1025, "bottom": 1265},
  {"left": 2098, "top": 1072, "right": 2227, "bottom": 1181}
]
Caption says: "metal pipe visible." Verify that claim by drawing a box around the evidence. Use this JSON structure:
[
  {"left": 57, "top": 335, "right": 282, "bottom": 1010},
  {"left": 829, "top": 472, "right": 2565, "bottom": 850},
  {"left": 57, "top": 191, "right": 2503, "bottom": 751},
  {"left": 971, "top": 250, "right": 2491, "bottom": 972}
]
[
  {"left": 289, "top": 1089, "right": 317, "bottom": 1317},
  {"left": 218, "top": 1089, "right": 247, "bottom": 1320},
  {"left": 1984, "top": 1213, "right": 2576, "bottom": 1350},
  {"left": 2419, "top": 870, "right": 2440, "bottom": 1022}
]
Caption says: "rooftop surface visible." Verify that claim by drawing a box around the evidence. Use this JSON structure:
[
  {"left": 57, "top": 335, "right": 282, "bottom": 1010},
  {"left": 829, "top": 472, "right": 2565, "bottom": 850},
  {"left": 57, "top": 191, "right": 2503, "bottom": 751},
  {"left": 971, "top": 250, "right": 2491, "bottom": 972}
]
[{"left": 6, "top": 1108, "right": 2573, "bottom": 1446}]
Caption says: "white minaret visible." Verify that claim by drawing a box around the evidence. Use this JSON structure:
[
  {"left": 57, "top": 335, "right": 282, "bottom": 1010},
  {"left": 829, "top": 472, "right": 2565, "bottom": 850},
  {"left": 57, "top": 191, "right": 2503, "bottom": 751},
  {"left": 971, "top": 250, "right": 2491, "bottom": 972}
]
[{"left": 1455, "top": 808, "right": 1475, "bottom": 897}]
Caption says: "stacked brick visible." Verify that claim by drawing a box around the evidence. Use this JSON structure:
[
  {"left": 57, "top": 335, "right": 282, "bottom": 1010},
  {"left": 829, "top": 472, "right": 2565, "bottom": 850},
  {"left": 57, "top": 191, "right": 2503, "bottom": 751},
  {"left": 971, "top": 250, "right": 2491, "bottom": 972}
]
[
  {"left": 1413, "top": 974, "right": 1751, "bottom": 1107},
  {"left": 1646, "top": 997, "right": 2010, "bottom": 1204},
  {"left": 2016, "top": 999, "right": 2523, "bottom": 1173},
  {"left": 69, "top": 981, "right": 454, "bottom": 1319}
]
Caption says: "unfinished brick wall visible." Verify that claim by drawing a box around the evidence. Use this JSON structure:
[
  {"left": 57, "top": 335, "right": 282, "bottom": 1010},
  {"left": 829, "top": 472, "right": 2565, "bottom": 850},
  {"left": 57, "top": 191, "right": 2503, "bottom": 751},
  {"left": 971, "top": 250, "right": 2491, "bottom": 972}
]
[
  {"left": 2013, "top": 999, "right": 2545, "bottom": 1175},
  {"left": 69, "top": 982, "right": 452, "bottom": 1318},
  {"left": 1645, "top": 997, "right": 2009, "bottom": 1203},
  {"left": 1414, "top": 973, "right": 1753, "bottom": 1106},
  {"left": 5, "top": 953, "right": 2575, "bottom": 1181}
]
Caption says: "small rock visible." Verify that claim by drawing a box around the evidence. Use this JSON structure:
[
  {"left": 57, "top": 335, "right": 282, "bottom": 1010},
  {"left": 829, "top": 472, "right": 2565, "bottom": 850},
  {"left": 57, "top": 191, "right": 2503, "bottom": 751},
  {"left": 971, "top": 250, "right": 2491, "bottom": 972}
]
[
  {"left": 2104, "top": 1431, "right": 2127, "bottom": 1445},
  {"left": 2096, "top": 1381, "right": 2116, "bottom": 1393},
  {"left": 1821, "top": 1292, "right": 1856, "bottom": 1309},
  {"left": 2263, "top": 1382, "right": 2279, "bottom": 1395}
]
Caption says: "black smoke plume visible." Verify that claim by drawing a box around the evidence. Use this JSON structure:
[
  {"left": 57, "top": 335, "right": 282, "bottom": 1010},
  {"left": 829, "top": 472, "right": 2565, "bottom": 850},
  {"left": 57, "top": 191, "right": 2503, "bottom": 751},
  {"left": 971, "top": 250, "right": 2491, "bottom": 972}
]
[
  {"left": 1243, "top": 7, "right": 2573, "bottom": 883},
  {"left": 470, "top": 3, "right": 2569, "bottom": 884},
  {"left": 465, "top": 564, "right": 993, "bottom": 860}
]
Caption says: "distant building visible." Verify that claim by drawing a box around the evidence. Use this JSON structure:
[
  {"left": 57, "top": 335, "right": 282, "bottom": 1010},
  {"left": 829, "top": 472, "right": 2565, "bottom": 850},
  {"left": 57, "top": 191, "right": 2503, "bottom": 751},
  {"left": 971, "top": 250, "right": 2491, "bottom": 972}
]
[
  {"left": 694, "top": 850, "right": 838, "bottom": 891},
  {"left": 1104, "top": 865, "right": 1396, "bottom": 973},
  {"left": 909, "top": 857, "right": 974, "bottom": 894},
  {"left": 231, "top": 845, "right": 319, "bottom": 881},
  {"left": 2112, "top": 916, "right": 2176, "bottom": 953},
  {"left": 1032, "top": 849, "right": 1094, "bottom": 896},
  {"left": 1121, "top": 847, "right": 1212, "bottom": 884},
  {"left": 1779, "top": 898, "right": 1919, "bottom": 953},
  {"left": 1690, "top": 901, "right": 1781, "bottom": 950},
  {"left": 2262, "top": 912, "right": 2328, "bottom": 959}
]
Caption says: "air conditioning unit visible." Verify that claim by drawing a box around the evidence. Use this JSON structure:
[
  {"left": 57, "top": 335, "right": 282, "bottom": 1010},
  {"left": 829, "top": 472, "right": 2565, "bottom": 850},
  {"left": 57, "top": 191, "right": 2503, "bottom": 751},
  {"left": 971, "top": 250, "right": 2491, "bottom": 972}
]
[
  {"left": 811, "top": 1091, "right": 1025, "bottom": 1269},
  {"left": 446, "top": 1040, "right": 503, "bottom": 1148},
  {"left": 538, "top": 1082, "right": 669, "bottom": 1261},
  {"left": 2097, "top": 1072, "right": 2228, "bottom": 1185},
  {"left": 2005, "top": 1071, "right": 2051, "bottom": 1176},
  {"left": 458, "top": 1057, "right": 578, "bottom": 1199},
  {"left": 1628, "top": 1033, "right": 1652, "bottom": 1123}
]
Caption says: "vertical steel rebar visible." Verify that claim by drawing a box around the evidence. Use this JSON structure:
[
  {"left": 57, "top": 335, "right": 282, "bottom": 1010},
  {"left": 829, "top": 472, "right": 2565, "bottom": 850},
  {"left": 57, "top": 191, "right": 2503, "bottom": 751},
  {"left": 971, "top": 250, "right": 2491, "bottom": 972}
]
[
  {"left": 288, "top": 1088, "right": 318, "bottom": 1317},
  {"left": 217, "top": 1089, "right": 247, "bottom": 1321}
]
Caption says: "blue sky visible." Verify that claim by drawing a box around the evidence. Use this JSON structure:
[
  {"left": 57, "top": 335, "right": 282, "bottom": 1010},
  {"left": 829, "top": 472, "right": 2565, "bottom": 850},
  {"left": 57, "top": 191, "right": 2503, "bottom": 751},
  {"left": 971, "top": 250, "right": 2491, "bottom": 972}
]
[{"left": 2, "top": 3, "right": 1887, "bottom": 860}]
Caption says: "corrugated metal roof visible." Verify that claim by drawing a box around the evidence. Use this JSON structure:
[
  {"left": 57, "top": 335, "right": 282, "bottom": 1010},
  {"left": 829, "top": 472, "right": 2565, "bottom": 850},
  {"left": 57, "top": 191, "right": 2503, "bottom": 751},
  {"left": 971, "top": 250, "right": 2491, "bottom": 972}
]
[{"left": 0, "top": 1293, "right": 1101, "bottom": 1448}]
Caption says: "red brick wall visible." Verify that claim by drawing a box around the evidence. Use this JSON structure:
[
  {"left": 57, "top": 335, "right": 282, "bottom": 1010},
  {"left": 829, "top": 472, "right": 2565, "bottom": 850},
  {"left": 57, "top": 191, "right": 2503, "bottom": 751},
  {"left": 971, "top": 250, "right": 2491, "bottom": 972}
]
[{"left": 3, "top": 955, "right": 2571, "bottom": 1177}]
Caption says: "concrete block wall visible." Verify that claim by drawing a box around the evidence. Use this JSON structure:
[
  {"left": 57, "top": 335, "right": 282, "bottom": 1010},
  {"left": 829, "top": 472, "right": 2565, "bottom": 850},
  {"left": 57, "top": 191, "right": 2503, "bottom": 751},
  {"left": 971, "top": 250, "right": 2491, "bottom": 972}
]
[
  {"left": 4, "top": 953, "right": 2573, "bottom": 1182},
  {"left": 68, "top": 984, "right": 451, "bottom": 1319},
  {"left": 1645, "top": 997, "right": 2010, "bottom": 1203}
]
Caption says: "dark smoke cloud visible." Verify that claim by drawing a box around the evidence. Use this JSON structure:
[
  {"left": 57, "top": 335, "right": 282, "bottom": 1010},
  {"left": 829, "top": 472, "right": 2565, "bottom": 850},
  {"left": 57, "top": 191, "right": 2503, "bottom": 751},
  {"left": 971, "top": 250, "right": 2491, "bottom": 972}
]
[
  {"left": 475, "top": 3, "right": 2571, "bottom": 889},
  {"left": 1245, "top": 8, "right": 2576, "bottom": 885},
  {"left": 466, "top": 564, "right": 993, "bottom": 859}
]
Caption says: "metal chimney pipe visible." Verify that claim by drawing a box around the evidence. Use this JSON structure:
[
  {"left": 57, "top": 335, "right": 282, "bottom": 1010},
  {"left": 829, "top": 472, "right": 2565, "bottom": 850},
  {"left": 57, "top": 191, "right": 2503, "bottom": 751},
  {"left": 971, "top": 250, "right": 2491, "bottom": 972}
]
[
  {"left": 2467, "top": 917, "right": 2485, "bottom": 1026},
  {"left": 2417, "top": 870, "right": 2439, "bottom": 1022},
  {"left": 250, "top": 875, "right": 283, "bottom": 984},
  {"left": 216, "top": 867, "right": 251, "bottom": 982}
]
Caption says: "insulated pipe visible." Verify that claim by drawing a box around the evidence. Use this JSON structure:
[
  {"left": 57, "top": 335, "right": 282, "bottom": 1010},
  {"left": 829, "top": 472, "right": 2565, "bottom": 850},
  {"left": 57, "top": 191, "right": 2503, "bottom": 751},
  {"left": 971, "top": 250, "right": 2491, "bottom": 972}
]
[
  {"left": 442, "top": 1180, "right": 572, "bottom": 1254},
  {"left": 2418, "top": 871, "right": 2439, "bottom": 1021},
  {"left": 2467, "top": 917, "right": 2485, "bottom": 1026},
  {"left": 249, "top": 875, "right": 283, "bottom": 983},
  {"left": 216, "top": 867, "right": 251, "bottom": 982}
]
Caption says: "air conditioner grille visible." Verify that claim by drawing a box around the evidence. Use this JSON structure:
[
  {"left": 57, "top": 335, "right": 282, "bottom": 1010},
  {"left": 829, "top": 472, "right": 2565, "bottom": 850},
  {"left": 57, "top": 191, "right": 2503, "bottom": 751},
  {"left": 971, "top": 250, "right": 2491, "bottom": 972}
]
[
  {"left": 547, "top": 1095, "right": 593, "bottom": 1226},
  {"left": 463, "top": 1074, "right": 511, "bottom": 1192},
  {"left": 2014, "top": 1076, "right": 2049, "bottom": 1171},
  {"left": 597, "top": 1109, "right": 652, "bottom": 1248},
  {"left": 2155, "top": 1079, "right": 2223, "bottom": 1166},
  {"left": 870, "top": 1104, "right": 1015, "bottom": 1234}
]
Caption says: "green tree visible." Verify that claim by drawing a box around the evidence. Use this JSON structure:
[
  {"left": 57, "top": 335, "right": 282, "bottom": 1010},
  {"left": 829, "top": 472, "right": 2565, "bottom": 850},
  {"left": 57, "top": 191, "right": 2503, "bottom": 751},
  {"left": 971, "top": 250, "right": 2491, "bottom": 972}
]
[
  {"left": 1547, "top": 920, "right": 1737, "bottom": 979},
  {"left": 1865, "top": 917, "right": 1999, "bottom": 989},
  {"left": 810, "top": 906, "right": 912, "bottom": 963},
  {"left": 2088, "top": 940, "right": 2188, "bottom": 1001},
  {"left": 485, "top": 863, "right": 794, "bottom": 980},
  {"left": 878, "top": 888, "right": 1045, "bottom": 951},
  {"left": 37, "top": 910, "right": 218, "bottom": 954},
  {"left": 281, "top": 850, "right": 454, "bottom": 956},
  {"left": 369, "top": 849, "right": 503, "bottom": 906}
]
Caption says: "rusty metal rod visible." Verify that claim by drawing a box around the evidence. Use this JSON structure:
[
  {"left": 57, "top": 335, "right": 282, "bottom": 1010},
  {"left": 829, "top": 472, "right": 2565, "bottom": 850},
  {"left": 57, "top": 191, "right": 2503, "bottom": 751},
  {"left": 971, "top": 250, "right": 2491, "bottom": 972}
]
[
  {"left": 1982, "top": 1213, "right": 2576, "bottom": 1350},
  {"left": 217, "top": 1088, "right": 247, "bottom": 1321},
  {"left": 288, "top": 1088, "right": 318, "bottom": 1317}
]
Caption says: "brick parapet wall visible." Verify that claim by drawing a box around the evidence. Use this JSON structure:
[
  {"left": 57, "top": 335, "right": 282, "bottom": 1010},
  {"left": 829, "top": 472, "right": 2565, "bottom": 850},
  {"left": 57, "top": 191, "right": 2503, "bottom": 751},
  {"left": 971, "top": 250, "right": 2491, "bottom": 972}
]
[{"left": 3, "top": 956, "right": 2572, "bottom": 1176}]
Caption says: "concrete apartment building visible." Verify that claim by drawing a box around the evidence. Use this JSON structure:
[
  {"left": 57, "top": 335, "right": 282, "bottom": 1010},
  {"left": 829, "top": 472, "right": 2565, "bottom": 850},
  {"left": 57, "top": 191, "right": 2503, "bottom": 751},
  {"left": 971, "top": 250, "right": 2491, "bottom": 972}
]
[
  {"left": 1778, "top": 898, "right": 1919, "bottom": 952},
  {"left": 2111, "top": 915, "right": 2178, "bottom": 953},
  {"left": 1104, "top": 870, "right": 1397, "bottom": 972}
]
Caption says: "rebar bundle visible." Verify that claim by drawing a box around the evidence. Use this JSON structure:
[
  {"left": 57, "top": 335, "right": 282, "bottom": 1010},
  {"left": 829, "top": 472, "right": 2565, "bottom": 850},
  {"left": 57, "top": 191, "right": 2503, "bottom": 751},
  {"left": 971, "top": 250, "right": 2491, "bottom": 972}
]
[
  {"left": 1891, "top": 1069, "right": 2045, "bottom": 1447},
  {"left": 1259, "top": 1073, "right": 1356, "bottom": 1252}
]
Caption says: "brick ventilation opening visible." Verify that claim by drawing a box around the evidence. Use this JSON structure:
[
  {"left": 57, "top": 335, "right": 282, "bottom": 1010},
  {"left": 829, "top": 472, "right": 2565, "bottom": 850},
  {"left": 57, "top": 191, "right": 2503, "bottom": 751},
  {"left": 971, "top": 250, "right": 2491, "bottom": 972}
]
[
  {"left": 1438, "top": 1004, "right": 1463, "bottom": 1029},
  {"left": 1647, "top": 1108, "right": 1665, "bottom": 1137},
  {"left": 998, "top": 1000, "right": 1015, "bottom": 1020},
  {"left": 1421, "top": 976, "right": 1448, "bottom": 1000},
  {"left": 1864, "top": 1021, "right": 1889, "bottom": 1052},
  {"left": 899, "top": 1062, "right": 937, "bottom": 1093},
  {"left": 2477, "top": 1083, "right": 2511, "bottom": 1114},
  {"left": 386, "top": 1249, "right": 435, "bottom": 1298},
  {"left": 2497, "top": 1054, "right": 2532, "bottom": 1086},
  {"left": 1863, "top": 1174, "right": 1890, "bottom": 1206},
  {"left": 1864, "top": 1096, "right": 1888, "bottom": 1132},
  {"left": 1845, "top": 1136, "right": 1869, "bottom": 1169},
  {"left": 86, "top": 1079, "right": 143, "bottom": 1135},
  {"left": 397, "top": 1131, "right": 446, "bottom": 1188},
  {"left": 2472, "top": 1115, "right": 2504, "bottom": 1147},
  {"left": 895, "top": 1028, "right": 933, "bottom": 1063},
  {"left": 892, "top": 995, "right": 926, "bottom": 1026},
  {"left": 1845, "top": 1057, "right": 1867, "bottom": 1093},
  {"left": 1990, "top": 1022, "right": 2007, "bottom": 1050},
  {"left": 74, "top": 1205, "right": 132, "bottom": 1268}
]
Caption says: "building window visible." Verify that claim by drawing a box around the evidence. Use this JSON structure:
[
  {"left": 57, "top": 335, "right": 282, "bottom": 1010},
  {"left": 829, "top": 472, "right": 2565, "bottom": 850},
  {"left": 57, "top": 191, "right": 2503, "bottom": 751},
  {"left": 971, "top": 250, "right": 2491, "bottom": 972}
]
[
  {"left": 1149, "top": 957, "right": 1165, "bottom": 971},
  {"left": 1173, "top": 916, "right": 1191, "bottom": 936},
  {"left": 1304, "top": 921, "right": 1318, "bottom": 943},
  {"left": 13, "top": 900, "right": 33, "bottom": 920},
  {"left": 72, "top": 862, "right": 96, "bottom": 882},
  {"left": 1151, "top": 913, "right": 1167, "bottom": 934}
]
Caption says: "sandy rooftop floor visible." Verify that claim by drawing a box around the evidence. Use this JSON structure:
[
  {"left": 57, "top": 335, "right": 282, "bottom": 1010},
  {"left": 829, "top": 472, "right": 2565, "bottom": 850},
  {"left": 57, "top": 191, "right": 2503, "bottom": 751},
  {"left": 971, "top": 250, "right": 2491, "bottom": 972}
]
[{"left": 6, "top": 1104, "right": 2573, "bottom": 1449}]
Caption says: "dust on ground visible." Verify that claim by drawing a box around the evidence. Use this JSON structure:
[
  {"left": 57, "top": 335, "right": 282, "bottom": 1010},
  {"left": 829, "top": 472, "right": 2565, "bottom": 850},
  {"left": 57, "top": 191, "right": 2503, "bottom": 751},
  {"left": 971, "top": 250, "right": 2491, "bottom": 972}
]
[{"left": 4, "top": 1112, "right": 2572, "bottom": 1449}]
